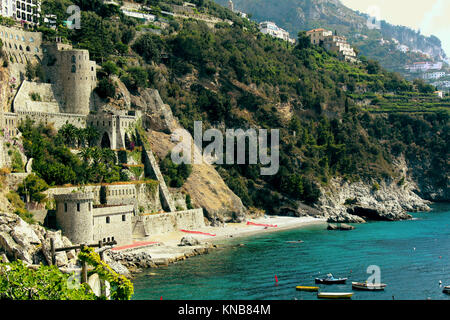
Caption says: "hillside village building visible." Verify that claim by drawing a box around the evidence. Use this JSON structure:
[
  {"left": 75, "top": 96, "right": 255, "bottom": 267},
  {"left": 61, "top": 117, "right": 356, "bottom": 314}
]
[
  {"left": 306, "top": 28, "right": 332, "bottom": 45},
  {"left": 0, "top": 0, "right": 41, "bottom": 25},
  {"left": 406, "top": 61, "right": 443, "bottom": 73},
  {"left": 259, "top": 21, "right": 295, "bottom": 44},
  {"left": 423, "top": 72, "right": 446, "bottom": 80},
  {"left": 306, "top": 28, "right": 357, "bottom": 63}
]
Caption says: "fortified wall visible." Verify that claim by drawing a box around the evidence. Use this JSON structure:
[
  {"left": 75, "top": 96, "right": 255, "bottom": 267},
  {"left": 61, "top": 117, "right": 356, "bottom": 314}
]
[
  {"left": 54, "top": 192, "right": 134, "bottom": 245},
  {"left": 46, "top": 181, "right": 162, "bottom": 214},
  {"left": 0, "top": 25, "right": 43, "bottom": 64},
  {"left": 135, "top": 209, "right": 205, "bottom": 237}
]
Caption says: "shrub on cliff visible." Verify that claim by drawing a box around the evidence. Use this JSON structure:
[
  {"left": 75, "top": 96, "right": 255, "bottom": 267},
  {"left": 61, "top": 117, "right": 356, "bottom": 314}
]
[{"left": 0, "top": 260, "right": 97, "bottom": 300}]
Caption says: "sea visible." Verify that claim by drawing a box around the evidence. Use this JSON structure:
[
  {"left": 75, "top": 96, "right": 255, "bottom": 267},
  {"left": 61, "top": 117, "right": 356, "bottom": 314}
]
[{"left": 132, "top": 203, "right": 450, "bottom": 300}]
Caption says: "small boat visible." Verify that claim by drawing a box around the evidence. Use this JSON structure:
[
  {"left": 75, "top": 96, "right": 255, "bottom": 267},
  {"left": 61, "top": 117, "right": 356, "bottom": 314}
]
[
  {"left": 443, "top": 286, "right": 450, "bottom": 294},
  {"left": 352, "top": 282, "right": 387, "bottom": 291},
  {"left": 315, "top": 273, "right": 347, "bottom": 284},
  {"left": 296, "top": 286, "right": 319, "bottom": 292},
  {"left": 317, "top": 292, "right": 353, "bottom": 299}
]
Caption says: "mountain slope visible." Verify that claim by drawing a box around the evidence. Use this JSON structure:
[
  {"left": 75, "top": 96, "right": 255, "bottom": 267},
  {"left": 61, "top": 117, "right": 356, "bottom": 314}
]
[{"left": 216, "top": 0, "right": 447, "bottom": 77}]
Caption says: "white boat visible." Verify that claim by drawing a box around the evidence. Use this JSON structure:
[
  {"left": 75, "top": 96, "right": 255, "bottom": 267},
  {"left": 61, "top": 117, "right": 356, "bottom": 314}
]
[
  {"left": 443, "top": 286, "right": 450, "bottom": 294},
  {"left": 317, "top": 292, "right": 353, "bottom": 299},
  {"left": 352, "top": 281, "right": 387, "bottom": 291}
]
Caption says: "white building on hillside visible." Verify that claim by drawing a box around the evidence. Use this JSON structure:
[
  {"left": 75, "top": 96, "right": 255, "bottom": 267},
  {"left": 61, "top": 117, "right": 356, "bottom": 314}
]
[
  {"left": 0, "top": 0, "right": 41, "bottom": 25},
  {"left": 121, "top": 9, "right": 155, "bottom": 22},
  {"left": 406, "top": 61, "right": 443, "bottom": 72},
  {"left": 259, "top": 21, "right": 295, "bottom": 43},
  {"left": 423, "top": 72, "right": 446, "bottom": 80}
]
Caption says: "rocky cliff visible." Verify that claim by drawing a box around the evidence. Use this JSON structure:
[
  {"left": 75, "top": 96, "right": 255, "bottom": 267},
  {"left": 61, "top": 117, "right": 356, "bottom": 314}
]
[
  {"left": 0, "top": 211, "right": 77, "bottom": 267},
  {"left": 317, "top": 158, "right": 432, "bottom": 223}
]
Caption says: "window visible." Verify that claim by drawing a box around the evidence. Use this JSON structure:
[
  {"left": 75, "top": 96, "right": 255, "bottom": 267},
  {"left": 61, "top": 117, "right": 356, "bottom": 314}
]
[
  {"left": 106, "top": 217, "right": 110, "bottom": 224},
  {"left": 64, "top": 203, "right": 67, "bottom": 212},
  {"left": 77, "top": 203, "right": 80, "bottom": 211},
  {"left": 71, "top": 65, "right": 76, "bottom": 73},
  {"left": 122, "top": 215, "right": 126, "bottom": 222}
]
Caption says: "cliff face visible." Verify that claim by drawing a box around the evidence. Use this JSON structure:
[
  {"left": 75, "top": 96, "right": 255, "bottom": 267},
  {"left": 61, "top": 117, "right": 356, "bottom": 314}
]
[
  {"left": 146, "top": 129, "right": 246, "bottom": 224},
  {"left": 317, "top": 157, "right": 432, "bottom": 223}
]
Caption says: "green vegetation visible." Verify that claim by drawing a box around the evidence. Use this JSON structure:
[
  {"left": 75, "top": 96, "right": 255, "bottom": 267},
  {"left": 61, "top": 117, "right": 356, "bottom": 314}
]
[
  {"left": 78, "top": 246, "right": 134, "bottom": 300},
  {"left": 160, "top": 154, "right": 192, "bottom": 187},
  {"left": 17, "top": 174, "right": 49, "bottom": 204},
  {"left": 6, "top": 191, "right": 35, "bottom": 224},
  {"left": 32, "top": 0, "right": 448, "bottom": 212},
  {"left": 19, "top": 120, "right": 123, "bottom": 186},
  {"left": 0, "top": 260, "right": 97, "bottom": 300}
]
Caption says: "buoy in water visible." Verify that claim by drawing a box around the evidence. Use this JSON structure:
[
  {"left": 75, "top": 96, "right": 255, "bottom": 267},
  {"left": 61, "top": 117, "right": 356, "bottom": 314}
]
[{"left": 275, "top": 275, "right": 279, "bottom": 283}]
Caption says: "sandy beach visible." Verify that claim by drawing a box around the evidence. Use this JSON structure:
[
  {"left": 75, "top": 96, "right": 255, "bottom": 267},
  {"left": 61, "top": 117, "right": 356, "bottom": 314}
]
[{"left": 118, "top": 216, "right": 327, "bottom": 268}]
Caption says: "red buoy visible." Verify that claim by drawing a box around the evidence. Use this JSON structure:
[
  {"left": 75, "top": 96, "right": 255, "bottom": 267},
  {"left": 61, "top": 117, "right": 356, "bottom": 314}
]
[{"left": 275, "top": 275, "right": 279, "bottom": 283}]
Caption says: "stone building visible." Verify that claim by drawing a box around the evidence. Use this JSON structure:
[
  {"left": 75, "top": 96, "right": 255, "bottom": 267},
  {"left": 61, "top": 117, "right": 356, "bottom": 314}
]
[
  {"left": 306, "top": 28, "right": 332, "bottom": 45},
  {"left": 306, "top": 28, "right": 357, "bottom": 63},
  {"left": 42, "top": 41, "right": 97, "bottom": 115},
  {"left": 323, "top": 35, "right": 357, "bottom": 63},
  {"left": 86, "top": 111, "right": 138, "bottom": 150},
  {"left": 0, "top": 24, "right": 43, "bottom": 64},
  {"left": 54, "top": 192, "right": 134, "bottom": 245}
]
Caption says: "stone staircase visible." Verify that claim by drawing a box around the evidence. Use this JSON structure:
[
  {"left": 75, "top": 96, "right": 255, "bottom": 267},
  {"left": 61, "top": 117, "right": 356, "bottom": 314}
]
[{"left": 142, "top": 145, "right": 176, "bottom": 213}]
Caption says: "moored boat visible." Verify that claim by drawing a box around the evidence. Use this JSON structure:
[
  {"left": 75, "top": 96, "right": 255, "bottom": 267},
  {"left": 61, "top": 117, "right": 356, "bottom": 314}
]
[
  {"left": 296, "top": 286, "right": 319, "bottom": 292},
  {"left": 315, "top": 273, "right": 347, "bottom": 284},
  {"left": 352, "top": 282, "right": 387, "bottom": 291},
  {"left": 443, "top": 286, "right": 450, "bottom": 294},
  {"left": 317, "top": 292, "right": 353, "bottom": 299}
]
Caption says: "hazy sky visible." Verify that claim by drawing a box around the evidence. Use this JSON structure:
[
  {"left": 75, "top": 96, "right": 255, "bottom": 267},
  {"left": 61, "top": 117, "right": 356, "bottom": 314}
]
[{"left": 340, "top": 0, "right": 450, "bottom": 56}]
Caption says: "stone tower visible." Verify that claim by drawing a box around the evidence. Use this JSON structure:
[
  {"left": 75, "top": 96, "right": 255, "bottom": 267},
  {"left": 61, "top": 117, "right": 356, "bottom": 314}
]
[
  {"left": 54, "top": 192, "right": 94, "bottom": 244},
  {"left": 228, "top": 0, "right": 234, "bottom": 11},
  {"left": 42, "top": 42, "right": 97, "bottom": 115}
]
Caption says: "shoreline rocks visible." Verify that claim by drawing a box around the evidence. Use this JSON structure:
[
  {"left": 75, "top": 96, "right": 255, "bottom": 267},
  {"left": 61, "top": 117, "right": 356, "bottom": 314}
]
[
  {"left": 317, "top": 175, "right": 432, "bottom": 223},
  {"left": 327, "top": 223, "right": 355, "bottom": 231}
]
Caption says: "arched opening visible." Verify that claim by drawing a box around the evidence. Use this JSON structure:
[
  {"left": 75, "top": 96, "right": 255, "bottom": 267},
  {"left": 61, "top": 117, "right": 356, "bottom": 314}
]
[
  {"left": 124, "top": 133, "right": 132, "bottom": 150},
  {"left": 100, "top": 132, "right": 111, "bottom": 149}
]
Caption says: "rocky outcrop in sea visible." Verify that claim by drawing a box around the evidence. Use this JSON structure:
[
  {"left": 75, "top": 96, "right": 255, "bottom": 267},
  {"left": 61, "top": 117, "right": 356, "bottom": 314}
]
[{"left": 317, "top": 176, "right": 431, "bottom": 223}]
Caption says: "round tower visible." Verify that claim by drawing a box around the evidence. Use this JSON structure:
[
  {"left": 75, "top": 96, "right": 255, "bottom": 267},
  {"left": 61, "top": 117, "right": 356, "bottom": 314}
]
[
  {"left": 54, "top": 192, "right": 94, "bottom": 244},
  {"left": 58, "top": 49, "right": 96, "bottom": 115}
]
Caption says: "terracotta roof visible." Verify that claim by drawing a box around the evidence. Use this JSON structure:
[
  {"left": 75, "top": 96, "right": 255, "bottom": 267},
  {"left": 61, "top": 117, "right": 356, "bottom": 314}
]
[{"left": 306, "top": 28, "right": 327, "bottom": 33}]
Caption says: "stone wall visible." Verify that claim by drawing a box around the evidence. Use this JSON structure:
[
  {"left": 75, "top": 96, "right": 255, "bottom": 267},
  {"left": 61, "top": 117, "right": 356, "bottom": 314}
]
[
  {"left": 93, "top": 205, "right": 134, "bottom": 245},
  {"left": 45, "top": 181, "right": 162, "bottom": 213},
  {"left": 13, "top": 80, "right": 60, "bottom": 113},
  {"left": 136, "top": 208, "right": 205, "bottom": 236},
  {"left": 16, "top": 110, "right": 87, "bottom": 130},
  {"left": 0, "top": 25, "right": 43, "bottom": 64}
]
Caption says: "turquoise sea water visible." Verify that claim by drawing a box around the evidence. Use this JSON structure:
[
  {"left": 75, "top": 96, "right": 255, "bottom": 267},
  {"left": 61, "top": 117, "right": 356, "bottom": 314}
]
[{"left": 132, "top": 203, "right": 450, "bottom": 300}]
